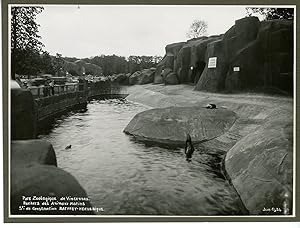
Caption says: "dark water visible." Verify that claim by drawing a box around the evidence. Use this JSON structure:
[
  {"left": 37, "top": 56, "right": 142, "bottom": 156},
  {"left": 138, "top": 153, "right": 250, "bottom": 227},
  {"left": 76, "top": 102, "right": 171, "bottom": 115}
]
[{"left": 40, "top": 99, "right": 247, "bottom": 215}]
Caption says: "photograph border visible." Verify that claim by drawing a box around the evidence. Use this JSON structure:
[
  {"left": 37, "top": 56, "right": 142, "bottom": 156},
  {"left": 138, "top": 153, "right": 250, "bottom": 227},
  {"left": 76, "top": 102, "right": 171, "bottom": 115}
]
[{"left": 2, "top": 0, "right": 299, "bottom": 223}]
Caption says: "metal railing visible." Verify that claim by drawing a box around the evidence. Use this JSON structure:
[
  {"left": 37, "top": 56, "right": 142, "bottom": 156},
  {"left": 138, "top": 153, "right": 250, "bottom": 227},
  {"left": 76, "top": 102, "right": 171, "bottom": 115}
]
[{"left": 29, "top": 84, "right": 80, "bottom": 99}]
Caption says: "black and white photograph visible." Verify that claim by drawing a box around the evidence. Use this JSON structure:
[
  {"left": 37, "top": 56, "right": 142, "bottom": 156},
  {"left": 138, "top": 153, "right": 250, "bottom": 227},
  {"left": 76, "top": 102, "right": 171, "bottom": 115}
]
[{"left": 4, "top": 2, "right": 297, "bottom": 222}]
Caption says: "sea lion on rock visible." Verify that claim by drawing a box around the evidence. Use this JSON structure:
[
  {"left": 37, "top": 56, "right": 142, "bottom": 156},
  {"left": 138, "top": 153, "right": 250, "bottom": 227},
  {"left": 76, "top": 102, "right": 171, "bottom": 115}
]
[
  {"left": 184, "top": 134, "right": 194, "bottom": 162},
  {"left": 206, "top": 103, "right": 217, "bottom": 109}
]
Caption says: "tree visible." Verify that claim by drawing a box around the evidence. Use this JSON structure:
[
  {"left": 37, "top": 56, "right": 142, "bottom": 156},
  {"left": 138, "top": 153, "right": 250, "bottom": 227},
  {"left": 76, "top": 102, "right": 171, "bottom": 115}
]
[
  {"left": 186, "top": 20, "right": 208, "bottom": 39},
  {"left": 39, "top": 51, "right": 55, "bottom": 75},
  {"left": 53, "top": 53, "right": 64, "bottom": 77},
  {"left": 246, "top": 7, "right": 294, "bottom": 20},
  {"left": 11, "top": 6, "right": 44, "bottom": 79}
]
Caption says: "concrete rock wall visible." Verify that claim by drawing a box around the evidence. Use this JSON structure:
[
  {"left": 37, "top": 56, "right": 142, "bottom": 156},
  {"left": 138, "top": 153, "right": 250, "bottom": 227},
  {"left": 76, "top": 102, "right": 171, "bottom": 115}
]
[
  {"left": 125, "top": 84, "right": 293, "bottom": 215},
  {"left": 157, "top": 16, "right": 293, "bottom": 94},
  {"left": 225, "top": 109, "right": 293, "bottom": 215},
  {"left": 64, "top": 59, "right": 103, "bottom": 76}
]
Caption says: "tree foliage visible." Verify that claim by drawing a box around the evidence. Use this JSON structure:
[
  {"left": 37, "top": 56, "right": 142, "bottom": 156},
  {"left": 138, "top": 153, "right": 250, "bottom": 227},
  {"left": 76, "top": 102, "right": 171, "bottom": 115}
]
[
  {"left": 10, "top": 7, "right": 162, "bottom": 78},
  {"left": 186, "top": 20, "right": 208, "bottom": 39},
  {"left": 53, "top": 53, "right": 64, "bottom": 76},
  {"left": 11, "top": 6, "right": 47, "bottom": 78},
  {"left": 246, "top": 7, "right": 294, "bottom": 20},
  {"left": 84, "top": 54, "right": 162, "bottom": 76}
]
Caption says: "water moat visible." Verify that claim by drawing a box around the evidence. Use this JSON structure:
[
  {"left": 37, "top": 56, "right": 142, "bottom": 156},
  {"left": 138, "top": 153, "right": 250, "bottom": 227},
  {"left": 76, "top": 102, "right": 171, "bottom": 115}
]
[{"left": 39, "top": 98, "right": 246, "bottom": 215}]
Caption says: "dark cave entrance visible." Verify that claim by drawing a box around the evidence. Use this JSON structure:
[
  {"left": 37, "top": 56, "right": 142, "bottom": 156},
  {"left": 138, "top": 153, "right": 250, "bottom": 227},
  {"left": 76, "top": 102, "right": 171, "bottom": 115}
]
[{"left": 191, "top": 61, "right": 206, "bottom": 84}]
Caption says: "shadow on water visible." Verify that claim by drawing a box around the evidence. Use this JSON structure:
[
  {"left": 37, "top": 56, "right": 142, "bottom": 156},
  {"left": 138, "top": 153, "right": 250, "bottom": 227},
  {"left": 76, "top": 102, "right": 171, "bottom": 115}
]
[
  {"left": 127, "top": 135, "right": 183, "bottom": 150},
  {"left": 37, "top": 107, "right": 89, "bottom": 136},
  {"left": 127, "top": 134, "right": 226, "bottom": 180}
]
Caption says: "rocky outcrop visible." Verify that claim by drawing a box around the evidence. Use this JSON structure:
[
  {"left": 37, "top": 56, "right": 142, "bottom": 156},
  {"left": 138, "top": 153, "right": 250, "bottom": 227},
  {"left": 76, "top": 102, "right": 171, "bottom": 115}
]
[
  {"left": 11, "top": 140, "right": 57, "bottom": 166},
  {"left": 129, "top": 68, "right": 156, "bottom": 85},
  {"left": 124, "top": 106, "right": 236, "bottom": 144},
  {"left": 64, "top": 59, "right": 103, "bottom": 76},
  {"left": 160, "top": 68, "right": 179, "bottom": 85},
  {"left": 164, "top": 72, "right": 179, "bottom": 85},
  {"left": 196, "top": 39, "right": 227, "bottom": 92},
  {"left": 110, "top": 73, "right": 130, "bottom": 85},
  {"left": 10, "top": 140, "right": 94, "bottom": 215},
  {"left": 157, "top": 16, "right": 293, "bottom": 94},
  {"left": 225, "top": 109, "right": 293, "bottom": 215},
  {"left": 125, "top": 84, "right": 293, "bottom": 215}
]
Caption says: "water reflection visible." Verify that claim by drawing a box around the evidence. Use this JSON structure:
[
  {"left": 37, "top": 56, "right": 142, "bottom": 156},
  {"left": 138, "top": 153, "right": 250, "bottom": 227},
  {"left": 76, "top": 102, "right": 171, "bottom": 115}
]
[{"left": 40, "top": 99, "right": 247, "bottom": 215}]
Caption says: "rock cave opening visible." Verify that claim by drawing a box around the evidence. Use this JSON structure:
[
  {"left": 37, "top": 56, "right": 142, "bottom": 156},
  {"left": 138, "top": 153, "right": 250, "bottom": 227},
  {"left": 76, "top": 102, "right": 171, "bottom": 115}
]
[{"left": 191, "top": 61, "right": 206, "bottom": 84}]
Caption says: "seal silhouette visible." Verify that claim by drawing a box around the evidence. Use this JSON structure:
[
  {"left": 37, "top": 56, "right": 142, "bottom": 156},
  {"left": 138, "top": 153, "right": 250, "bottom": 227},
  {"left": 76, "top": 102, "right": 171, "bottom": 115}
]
[
  {"left": 65, "top": 145, "right": 72, "bottom": 149},
  {"left": 184, "top": 134, "right": 194, "bottom": 162},
  {"left": 206, "top": 103, "right": 217, "bottom": 109}
]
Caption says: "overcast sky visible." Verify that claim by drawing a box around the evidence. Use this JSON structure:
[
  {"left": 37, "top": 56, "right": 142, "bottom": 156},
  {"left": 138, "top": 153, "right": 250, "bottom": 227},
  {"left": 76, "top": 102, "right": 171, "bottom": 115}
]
[{"left": 35, "top": 5, "right": 248, "bottom": 58}]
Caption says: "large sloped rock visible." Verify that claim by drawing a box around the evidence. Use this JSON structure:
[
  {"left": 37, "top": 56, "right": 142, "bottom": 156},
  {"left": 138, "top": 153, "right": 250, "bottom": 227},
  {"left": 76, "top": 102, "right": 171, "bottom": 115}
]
[
  {"left": 124, "top": 106, "right": 236, "bottom": 144},
  {"left": 11, "top": 139, "right": 93, "bottom": 215},
  {"left": 129, "top": 68, "right": 155, "bottom": 85},
  {"left": 11, "top": 140, "right": 57, "bottom": 167},
  {"left": 233, "top": 16, "right": 260, "bottom": 52},
  {"left": 195, "top": 39, "right": 227, "bottom": 92},
  {"left": 225, "top": 40, "right": 263, "bottom": 91},
  {"left": 225, "top": 109, "right": 293, "bottom": 215},
  {"left": 154, "top": 42, "right": 185, "bottom": 83},
  {"left": 11, "top": 165, "right": 94, "bottom": 215}
]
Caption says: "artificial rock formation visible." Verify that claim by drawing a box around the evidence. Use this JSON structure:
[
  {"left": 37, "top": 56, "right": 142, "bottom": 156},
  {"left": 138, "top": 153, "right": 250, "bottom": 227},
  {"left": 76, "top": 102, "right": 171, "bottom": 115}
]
[
  {"left": 225, "top": 108, "right": 293, "bottom": 215},
  {"left": 64, "top": 59, "right": 103, "bottom": 76},
  {"left": 124, "top": 106, "right": 237, "bottom": 144},
  {"left": 125, "top": 84, "right": 294, "bottom": 215},
  {"left": 129, "top": 68, "right": 156, "bottom": 85},
  {"left": 110, "top": 73, "right": 130, "bottom": 85},
  {"left": 10, "top": 140, "right": 94, "bottom": 215},
  {"left": 157, "top": 16, "right": 293, "bottom": 94}
]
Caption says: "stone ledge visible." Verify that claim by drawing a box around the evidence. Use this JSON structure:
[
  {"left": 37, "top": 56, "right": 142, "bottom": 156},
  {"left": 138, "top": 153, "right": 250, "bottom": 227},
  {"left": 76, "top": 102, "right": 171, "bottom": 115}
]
[{"left": 124, "top": 106, "right": 237, "bottom": 144}]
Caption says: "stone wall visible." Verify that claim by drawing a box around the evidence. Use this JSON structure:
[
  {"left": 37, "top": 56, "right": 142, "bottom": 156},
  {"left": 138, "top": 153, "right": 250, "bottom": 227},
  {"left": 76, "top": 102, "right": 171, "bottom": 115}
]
[
  {"left": 11, "top": 88, "right": 37, "bottom": 140},
  {"left": 36, "top": 91, "right": 87, "bottom": 122},
  {"left": 88, "top": 80, "right": 124, "bottom": 97},
  {"left": 10, "top": 88, "right": 91, "bottom": 215},
  {"left": 156, "top": 17, "right": 293, "bottom": 94}
]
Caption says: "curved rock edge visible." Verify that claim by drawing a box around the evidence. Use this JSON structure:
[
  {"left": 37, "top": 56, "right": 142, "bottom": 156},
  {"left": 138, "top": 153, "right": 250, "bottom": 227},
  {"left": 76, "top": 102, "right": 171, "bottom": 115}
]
[{"left": 125, "top": 84, "right": 293, "bottom": 215}]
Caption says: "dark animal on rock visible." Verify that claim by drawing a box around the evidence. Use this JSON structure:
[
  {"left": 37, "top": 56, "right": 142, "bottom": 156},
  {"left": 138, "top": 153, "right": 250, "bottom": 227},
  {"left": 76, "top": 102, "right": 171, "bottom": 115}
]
[
  {"left": 206, "top": 103, "right": 217, "bottom": 109},
  {"left": 185, "top": 134, "right": 194, "bottom": 162}
]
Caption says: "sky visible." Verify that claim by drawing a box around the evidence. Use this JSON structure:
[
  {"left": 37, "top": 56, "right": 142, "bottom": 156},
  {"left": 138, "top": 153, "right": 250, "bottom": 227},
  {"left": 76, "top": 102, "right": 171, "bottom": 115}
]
[{"left": 35, "top": 5, "right": 248, "bottom": 58}]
